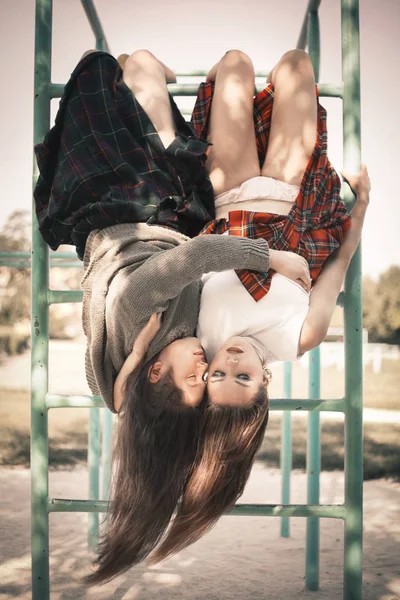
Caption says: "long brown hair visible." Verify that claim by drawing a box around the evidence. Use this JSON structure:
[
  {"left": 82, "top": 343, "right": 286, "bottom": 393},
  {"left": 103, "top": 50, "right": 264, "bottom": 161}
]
[
  {"left": 150, "top": 385, "right": 269, "bottom": 563},
  {"left": 84, "top": 354, "right": 203, "bottom": 585}
]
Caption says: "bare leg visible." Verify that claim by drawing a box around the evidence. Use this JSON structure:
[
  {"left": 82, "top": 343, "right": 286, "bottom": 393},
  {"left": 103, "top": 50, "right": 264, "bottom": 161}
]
[
  {"left": 122, "top": 50, "right": 177, "bottom": 149},
  {"left": 205, "top": 50, "right": 260, "bottom": 197},
  {"left": 261, "top": 50, "right": 317, "bottom": 187}
]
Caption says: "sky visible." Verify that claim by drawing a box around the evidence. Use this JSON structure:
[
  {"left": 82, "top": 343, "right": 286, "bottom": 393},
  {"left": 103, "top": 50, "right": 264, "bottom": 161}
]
[{"left": 0, "top": 0, "right": 399, "bottom": 279}]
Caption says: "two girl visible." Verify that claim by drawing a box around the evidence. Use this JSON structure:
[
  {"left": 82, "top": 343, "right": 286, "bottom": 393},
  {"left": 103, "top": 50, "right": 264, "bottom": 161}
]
[{"left": 34, "top": 48, "right": 369, "bottom": 583}]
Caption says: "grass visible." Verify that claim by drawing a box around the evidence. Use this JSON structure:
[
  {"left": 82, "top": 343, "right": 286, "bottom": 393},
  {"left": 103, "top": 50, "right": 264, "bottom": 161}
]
[
  {"left": 1, "top": 388, "right": 399, "bottom": 480},
  {"left": 267, "top": 358, "right": 400, "bottom": 411}
]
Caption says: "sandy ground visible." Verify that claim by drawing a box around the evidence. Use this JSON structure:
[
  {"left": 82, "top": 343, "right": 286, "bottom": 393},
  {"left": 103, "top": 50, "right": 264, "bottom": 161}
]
[
  {"left": 1, "top": 342, "right": 399, "bottom": 598},
  {"left": 0, "top": 465, "right": 399, "bottom": 600}
]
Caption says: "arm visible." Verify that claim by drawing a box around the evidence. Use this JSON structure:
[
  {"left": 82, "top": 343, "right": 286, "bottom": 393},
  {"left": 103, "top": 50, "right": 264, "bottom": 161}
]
[
  {"left": 113, "top": 313, "right": 162, "bottom": 412},
  {"left": 299, "top": 165, "right": 370, "bottom": 354},
  {"left": 127, "top": 235, "right": 270, "bottom": 319}
]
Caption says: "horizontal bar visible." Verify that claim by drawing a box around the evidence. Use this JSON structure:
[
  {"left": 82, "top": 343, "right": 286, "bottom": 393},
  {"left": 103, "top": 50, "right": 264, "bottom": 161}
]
[
  {"left": 0, "top": 261, "right": 32, "bottom": 268},
  {"left": 0, "top": 251, "right": 79, "bottom": 260},
  {"left": 48, "top": 497, "right": 345, "bottom": 519},
  {"left": 269, "top": 398, "right": 344, "bottom": 412},
  {"left": 48, "top": 290, "right": 83, "bottom": 304},
  {"left": 49, "top": 83, "right": 65, "bottom": 99},
  {"left": 231, "top": 503, "right": 345, "bottom": 519},
  {"left": 46, "top": 393, "right": 104, "bottom": 409},
  {"left": 46, "top": 393, "right": 343, "bottom": 413},
  {"left": 0, "top": 262, "right": 81, "bottom": 269},
  {"left": 337, "top": 291, "right": 345, "bottom": 307},
  {"left": 49, "top": 79, "right": 343, "bottom": 101}
]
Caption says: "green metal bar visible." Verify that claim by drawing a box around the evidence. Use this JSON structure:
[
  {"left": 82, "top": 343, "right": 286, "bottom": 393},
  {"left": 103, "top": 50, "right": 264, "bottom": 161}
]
[
  {"left": 306, "top": 348, "right": 321, "bottom": 590},
  {"left": 46, "top": 80, "right": 342, "bottom": 101},
  {"left": 296, "top": 0, "right": 322, "bottom": 50},
  {"left": 0, "top": 251, "right": 78, "bottom": 259},
  {"left": 342, "top": 1, "right": 363, "bottom": 598},
  {"left": 305, "top": 9, "right": 321, "bottom": 589},
  {"left": 45, "top": 392, "right": 344, "bottom": 413},
  {"left": 49, "top": 83, "right": 65, "bottom": 98},
  {"left": 46, "top": 393, "right": 104, "bottom": 409},
  {"left": 31, "top": 1, "right": 52, "bottom": 598},
  {"left": 88, "top": 408, "right": 101, "bottom": 551},
  {"left": 270, "top": 398, "right": 344, "bottom": 412},
  {"left": 48, "top": 498, "right": 346, "bottom": 519},
  {"left": 48, "top": 290, "right": 83, "bottom": 304},
  {"left": 80, "top": 0, "right": 110, "bottom": 53},
  {"left": 280, "top": 362, "right": 292, "bottom": 538},
  {"left": 102, "top": 410, "right": 113, "bottom": 500},
  {"left": 308, "top": 9, "right": 321, "bottom": 82},
  {"left": 0, "top": 261, "right": 81, "bottom": 268}
]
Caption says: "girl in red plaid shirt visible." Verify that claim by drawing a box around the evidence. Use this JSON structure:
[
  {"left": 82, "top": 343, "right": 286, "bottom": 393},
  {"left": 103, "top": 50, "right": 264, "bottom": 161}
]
[{"left": 153, "top": 50, "right": 370, "bottom": 562}]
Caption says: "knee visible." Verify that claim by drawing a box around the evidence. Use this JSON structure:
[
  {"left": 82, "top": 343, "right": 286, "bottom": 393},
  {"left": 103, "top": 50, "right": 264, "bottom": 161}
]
[
  {"left": 124, "top": 49, "right": 159, "bottom": 71},
  {"left": 223, "top": 49, "right": 253, "bottom": 67},
  {"left": 80, "top": 49, "right": 97, "bottom": 60},
  {"left": 279, "top": 49, "right": 313, "bottom": 72}
]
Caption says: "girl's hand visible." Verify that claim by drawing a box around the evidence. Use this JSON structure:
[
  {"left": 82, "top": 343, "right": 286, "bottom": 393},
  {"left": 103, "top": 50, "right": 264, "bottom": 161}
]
[
  {"left": 133, "top": 313, "right": 162, "bottom": 355},
  {"left": 341, "top": 164, "right": 371, "bottom": 206},
  {"left": 269, "top": 249, "right": 312, "bottom": 292}
]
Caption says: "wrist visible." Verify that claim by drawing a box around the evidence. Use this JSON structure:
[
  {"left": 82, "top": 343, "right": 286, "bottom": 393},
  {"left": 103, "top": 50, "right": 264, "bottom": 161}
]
[{"left": 269, "top": 249, "right": 278, "bottom": 271}]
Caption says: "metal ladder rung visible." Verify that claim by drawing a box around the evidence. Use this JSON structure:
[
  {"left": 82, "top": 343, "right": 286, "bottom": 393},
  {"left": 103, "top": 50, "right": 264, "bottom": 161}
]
[
  {"left": 46, "top": 393, "right": 103, "bottom": 409},
  {"left": 48, "top": 290, "right": 83, "bottom": 304},
  {"left": 47, "top": 497, "right": 346, "bottom": 519},
  {"left": 45, "top": 393, "right": 344, "bottom": 413},
  {"left": 49, "top": 81, "right": 343, "bottom": 100}
]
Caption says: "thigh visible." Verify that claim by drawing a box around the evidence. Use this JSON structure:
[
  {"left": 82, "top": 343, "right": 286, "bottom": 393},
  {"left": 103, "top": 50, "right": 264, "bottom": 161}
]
[
  {"left": 206, "top": 50, "right": 260, "bottom": 197},
  {"left": 122, "top": 50, "right": 176, "bottom": 149},
  {"left": 261, "top": 50, "right": 317, "bottom": 187}
]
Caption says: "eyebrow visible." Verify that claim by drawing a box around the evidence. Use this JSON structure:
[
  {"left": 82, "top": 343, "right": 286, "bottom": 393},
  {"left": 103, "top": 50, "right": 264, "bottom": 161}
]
[{"left": 209, "top": 379, "right": 251, "bottom": 388}]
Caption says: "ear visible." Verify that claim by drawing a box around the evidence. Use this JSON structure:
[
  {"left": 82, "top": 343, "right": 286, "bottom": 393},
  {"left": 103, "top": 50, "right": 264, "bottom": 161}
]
[
  {"left": 148, "top": 361, "right": 163, "bottom": 383},
  {"left": 262, "top": 369, "right": 271, "bottom": 388}
]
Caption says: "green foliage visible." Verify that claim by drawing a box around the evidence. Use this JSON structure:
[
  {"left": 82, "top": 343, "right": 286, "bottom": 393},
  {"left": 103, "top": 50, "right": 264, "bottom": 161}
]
[
  {"left": 363, "top": 266, "right": 400, "bottom": 343},
  {"left": 0, "top": 210, "right": 82, "bottom": 351},
  {"left": 0, "top": 211, "right": 31, "bottom": 328}
]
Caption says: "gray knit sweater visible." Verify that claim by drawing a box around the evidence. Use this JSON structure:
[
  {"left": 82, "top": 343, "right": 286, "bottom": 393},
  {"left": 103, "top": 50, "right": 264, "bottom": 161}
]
[{"left": 82, "top": 223, "right": 270, "bottom": 412}]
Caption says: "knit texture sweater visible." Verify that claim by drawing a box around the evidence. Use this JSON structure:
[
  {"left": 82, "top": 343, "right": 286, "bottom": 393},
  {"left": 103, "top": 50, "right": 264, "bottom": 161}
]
[{"left": 82, "top": 223, "right": 270, "bottom": 412}]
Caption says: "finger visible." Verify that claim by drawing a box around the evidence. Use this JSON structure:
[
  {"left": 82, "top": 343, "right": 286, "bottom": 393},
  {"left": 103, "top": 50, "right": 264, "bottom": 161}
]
[
  {"left": 302, "top": 271, "right": 312, "bottom": 291},
  {"left": 296, "top": 278, "right": 308, "bottom": 292}
]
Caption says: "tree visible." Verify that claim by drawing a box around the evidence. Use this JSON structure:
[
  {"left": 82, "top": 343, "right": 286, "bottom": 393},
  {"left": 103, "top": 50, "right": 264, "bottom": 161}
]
[
  {"left": 363, "top": 266, "right": 400, "bottom": 344},
  {"left": 0, "top": 211, "right": 31, "bottom": 326}
]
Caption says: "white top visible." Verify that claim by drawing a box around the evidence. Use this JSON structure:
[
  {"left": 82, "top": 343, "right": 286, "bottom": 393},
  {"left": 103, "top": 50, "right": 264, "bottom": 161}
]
[
  {"left": 197, "top": 270, "right": 310, "bottom": 364},
  {"left": 198, "top": 176, "right": 308, "bottom": 365}
]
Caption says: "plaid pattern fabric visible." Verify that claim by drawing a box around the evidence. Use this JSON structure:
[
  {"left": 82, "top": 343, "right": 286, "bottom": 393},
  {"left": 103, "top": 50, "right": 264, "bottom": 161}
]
[
  {"left": 34, "top": 52, "right": 214, "bottom": 260},
  {"left": 192, "top": 82, "right": 351, "bottom": 301}
]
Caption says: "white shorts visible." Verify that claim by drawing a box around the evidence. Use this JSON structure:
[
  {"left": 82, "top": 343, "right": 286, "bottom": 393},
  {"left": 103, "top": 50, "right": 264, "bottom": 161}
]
[{"left": 214, "top": 175, "right": 300, "bottom": 219}]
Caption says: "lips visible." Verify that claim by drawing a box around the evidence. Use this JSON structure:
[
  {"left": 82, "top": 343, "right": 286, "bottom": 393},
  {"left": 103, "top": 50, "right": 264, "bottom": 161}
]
[{"left": 226, "top": 346, "right": 244, "bottom": 354}]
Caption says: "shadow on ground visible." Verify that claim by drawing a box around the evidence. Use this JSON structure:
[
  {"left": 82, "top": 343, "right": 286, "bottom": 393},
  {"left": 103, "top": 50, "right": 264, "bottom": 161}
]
[{"left": 257, "top": 416, "right": 400, "bottom": 481}]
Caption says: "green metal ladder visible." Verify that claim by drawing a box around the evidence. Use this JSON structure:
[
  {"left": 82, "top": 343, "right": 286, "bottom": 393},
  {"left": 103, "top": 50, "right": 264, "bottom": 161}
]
[{"left": 5, "top": 0, "right": 362, "bottom": 597}]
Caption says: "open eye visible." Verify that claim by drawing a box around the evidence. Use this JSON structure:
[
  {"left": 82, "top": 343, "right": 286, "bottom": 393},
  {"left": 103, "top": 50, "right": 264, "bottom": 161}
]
[
  {"left": 237, "top": 374, "right": 251, "bottom": 381},
  {"left": 211, "top": 370, "right": 225, "bottom": 378}
]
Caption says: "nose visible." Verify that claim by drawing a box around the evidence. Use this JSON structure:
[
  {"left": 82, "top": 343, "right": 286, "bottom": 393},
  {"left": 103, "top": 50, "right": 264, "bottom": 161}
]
[
  {"left": 195, "top": 360, "right": 208, "bottom": 377},
  {"left": 227, "top": 354, "right": 239, "bottom": 364}
]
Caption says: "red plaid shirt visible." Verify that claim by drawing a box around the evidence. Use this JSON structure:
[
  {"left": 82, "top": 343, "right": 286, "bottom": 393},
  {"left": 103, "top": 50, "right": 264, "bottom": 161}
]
[{"left": 192, "top": 83, "right": 351, "bottom": 302}]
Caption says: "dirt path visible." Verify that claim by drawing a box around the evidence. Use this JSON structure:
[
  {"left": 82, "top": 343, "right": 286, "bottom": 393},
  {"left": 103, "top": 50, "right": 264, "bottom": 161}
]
[{"left": 1, "top": 465, "right": 399, "bottom": 600}]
